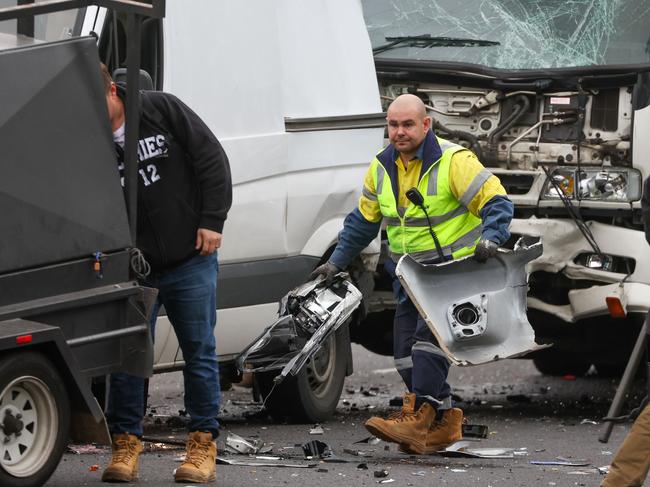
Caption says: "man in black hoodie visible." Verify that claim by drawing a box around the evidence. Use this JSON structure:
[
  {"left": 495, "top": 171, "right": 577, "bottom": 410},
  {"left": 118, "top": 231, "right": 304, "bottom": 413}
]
[{"left": 100, "top": 64, "right": 231, "bottom": 484}]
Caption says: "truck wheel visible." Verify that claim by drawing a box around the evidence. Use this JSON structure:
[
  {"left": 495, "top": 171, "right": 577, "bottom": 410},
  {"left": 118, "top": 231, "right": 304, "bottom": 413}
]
[
  {"left": 0, "top": 352, "right": 70, "bottom": 487},
  {"left": 532, "top": 356, "right": 590, "bottom": 377},
  {"left": 257, "top": 327, "right": 349, "bottom": 423}
]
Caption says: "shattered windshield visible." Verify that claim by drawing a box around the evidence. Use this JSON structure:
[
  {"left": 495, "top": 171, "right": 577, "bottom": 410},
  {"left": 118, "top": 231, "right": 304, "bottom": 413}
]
[{"left": 362, "top": 0, "right": 650, "bottom": 69}]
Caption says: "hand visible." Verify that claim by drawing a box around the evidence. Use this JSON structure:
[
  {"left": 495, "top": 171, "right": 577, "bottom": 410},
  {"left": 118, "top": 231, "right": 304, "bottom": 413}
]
[
  {"left": 196, "top": 228, "right": 222, "bottom": 256},
  {"left": 309, "top": 261, "right": 341, "bottom": 285},
  {"left": 474, "top": 239, "right": 498, "bottom": 263}
]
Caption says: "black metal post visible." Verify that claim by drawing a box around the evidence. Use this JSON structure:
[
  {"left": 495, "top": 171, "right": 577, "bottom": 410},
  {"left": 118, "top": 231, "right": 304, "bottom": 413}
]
[
  {"left": 124, "top": 13, "right": 142, "bottom": 242},
  {"left": 599, "top": 316, "right": 648, "bottom": 443},
  {"left": 16, "top": 0, "right": 34, "bottom": 37}
]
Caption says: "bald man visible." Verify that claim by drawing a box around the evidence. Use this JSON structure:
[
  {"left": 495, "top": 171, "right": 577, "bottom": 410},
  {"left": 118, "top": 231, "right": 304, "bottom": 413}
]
[
  {"left": 99, "top": 64, "right": 231, "bottom": 483},
  {"left": 311, "top": 94, "right": 513, "bottom": 454}
]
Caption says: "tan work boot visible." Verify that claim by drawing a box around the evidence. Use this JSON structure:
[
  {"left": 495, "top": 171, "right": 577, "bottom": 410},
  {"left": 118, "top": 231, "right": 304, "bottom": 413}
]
[
  {"left": 400, "top": 407, "right": 463, "bottom": 454},
  {"left": 102, "top": 433, "right": 143, "bottom": 483},
  {"left": 174, "top": 431, "right": 217, "bottom": 483},
  {"left": 364, "top": 393, "right": 436, "bottom": 446}
]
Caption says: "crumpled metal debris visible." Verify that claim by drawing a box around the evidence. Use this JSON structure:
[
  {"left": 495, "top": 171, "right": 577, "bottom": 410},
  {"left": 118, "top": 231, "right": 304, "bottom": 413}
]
[
  {"left": 216, "top": 458, "right": 317, "bottom": 468},
  {"left": 236, "top": 276, "right": 362, "bottom": 384},
  {"left": 374, "top": 469, "right": 389, "bottom": 478},
  {"left": 343, "top": 447, "right": 375, "bottom": 457},
  {"left": 438, "top": 440, "right": 514, "bottom": 459},
  {"left": 225, "top": 432, "right": 264, "bottom": 455},
  {"left": 309, "top": 424, "right": 325, "bottom": 435}
]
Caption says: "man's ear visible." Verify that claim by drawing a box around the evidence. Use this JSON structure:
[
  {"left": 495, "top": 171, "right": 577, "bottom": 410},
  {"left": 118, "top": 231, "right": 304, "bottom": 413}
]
[
  {"left": 110, "top": 81, "right": 117, "bottom": 97},
  {"left": 423, "top": 116, "right": 432, "bottom": 131}
]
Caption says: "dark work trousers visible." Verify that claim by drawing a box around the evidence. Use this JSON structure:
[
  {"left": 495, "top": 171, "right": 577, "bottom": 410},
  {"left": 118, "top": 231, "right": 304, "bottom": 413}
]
[{"left": 393, "top": 296, "right": 452, "bottom": 409}]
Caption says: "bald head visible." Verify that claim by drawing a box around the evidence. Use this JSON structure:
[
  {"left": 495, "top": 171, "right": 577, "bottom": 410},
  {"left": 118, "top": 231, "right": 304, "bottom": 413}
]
[
  {"left": 386, "top": 94, "right": 431, "bottom": 161},
  {"left": 387, "top": 94, "right": 427, "bottom": 119}
]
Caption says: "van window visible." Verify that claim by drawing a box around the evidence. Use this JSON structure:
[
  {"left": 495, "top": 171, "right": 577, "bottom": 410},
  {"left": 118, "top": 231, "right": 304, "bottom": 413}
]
[
  {"left": 0, "top": 1, "right": 82, "bottom": 40},
  {"left": 362, "top": 0, "right": 650, "bottom": 70},
  {"left": 98, "top": 10, "right": 163, "bottom": 90}
]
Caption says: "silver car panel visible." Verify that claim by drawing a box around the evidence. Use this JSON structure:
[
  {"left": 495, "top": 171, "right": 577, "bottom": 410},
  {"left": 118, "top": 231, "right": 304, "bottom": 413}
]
[{"left": 396, "top": 238, "right": 549, "bottom": 366}]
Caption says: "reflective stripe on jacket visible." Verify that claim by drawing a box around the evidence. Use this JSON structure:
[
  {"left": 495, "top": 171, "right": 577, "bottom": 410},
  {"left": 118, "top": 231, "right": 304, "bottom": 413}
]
[{"left": 372, "top": 135, "right": 482, "bottom": 261}]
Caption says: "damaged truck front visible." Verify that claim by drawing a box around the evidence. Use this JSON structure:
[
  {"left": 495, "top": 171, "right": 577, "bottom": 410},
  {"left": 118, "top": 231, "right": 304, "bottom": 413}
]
[
  {"left": 0, "top": 2, "right": 164, "bottom": 486},
  {"left": 361, "top": 0, "right": 650, "bottom": 375}
]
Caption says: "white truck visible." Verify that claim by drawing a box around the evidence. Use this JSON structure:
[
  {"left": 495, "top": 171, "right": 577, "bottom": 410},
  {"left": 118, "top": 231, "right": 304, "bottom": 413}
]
[{"left": 361, "top": 0, "right": 650, "bottom": 376}]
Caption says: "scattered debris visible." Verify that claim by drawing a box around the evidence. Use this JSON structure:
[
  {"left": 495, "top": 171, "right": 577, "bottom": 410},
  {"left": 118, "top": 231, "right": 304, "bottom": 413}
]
[
  {"left": 450, "top": 469, "right": 467, "bottom": 473},
  {"left": 378, "top": 479, "right": 395, "bottom": 484},
  {"left": 438, "top": 440, "right": 514, "bottom": 459},
  {"left": 462, "top": 424, "right": 489, "bottom": 439},
  {"left": 225, "top": 432, "right": 263, "bottom": 455},
  {"left": 530, "top": 459, "right": 590, "bottom": 467},
  {"left": 580, "top": 419, "right": 598, "bottom": 425},
  {"left": 66, "top": 444, "right": 107, "bottom": 455},
  {"left": 562, "top": 374, "right": 577, "bottom": 381},
  {"left": 357, "top": 463, "right": 368, "bottom": 470},
  {"left": 317, "top": 468, "right": 329, "bottom": 473},
  {"left": 302, "top": 440, "right": 330, "bottom": 459},
  {"left": 89, "top": 465, "right": 99, "bottom": 472},
  {"left": 141, "top": 436, "right": 186, "bottom": 447},
  {"left": 343, "top": 447, "right": 374, "bottom": 457},
  {"left": 216, "top": 458, "right": 317, "bottom": 468},
  {"left": 309, "top": 424, "right": 325, "bottom": 435},
  {"left": 598, "top": 466, "right": 610, "bottom": 475},
  {"left": 354, "top": 436, "right": 381, "bottom": 445},
  {"left": 412, "top": 471, "right": 426, "bottom": 476},
  {"left": 374, "top": 469, "right": 389, "bottom": 478}
]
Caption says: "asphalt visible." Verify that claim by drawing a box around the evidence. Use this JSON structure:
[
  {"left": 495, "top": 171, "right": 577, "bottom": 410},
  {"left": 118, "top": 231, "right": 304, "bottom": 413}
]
[{"left": 45, "top": 344, "right": 649, "bottom": 486}]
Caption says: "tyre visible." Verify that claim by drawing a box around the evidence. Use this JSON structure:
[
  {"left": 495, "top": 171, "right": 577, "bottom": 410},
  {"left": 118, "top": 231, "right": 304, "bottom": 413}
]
[
  {"left": 0, "top": 351, "right": 71, "bottom": 487},
  {"left": 532, "top": 355, "right": 591, "bottom": 377},
  {"left": 257, "top": 326, "right": 350, "bottom": 423}
]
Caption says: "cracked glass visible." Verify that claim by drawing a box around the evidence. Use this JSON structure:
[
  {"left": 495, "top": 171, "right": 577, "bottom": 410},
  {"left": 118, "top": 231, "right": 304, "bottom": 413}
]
[{"left": 362, "top": 0, "right": 650, "bottom": 69}]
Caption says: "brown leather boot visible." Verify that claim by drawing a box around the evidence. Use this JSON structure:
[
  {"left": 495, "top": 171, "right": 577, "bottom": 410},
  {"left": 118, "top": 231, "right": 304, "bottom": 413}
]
[
  {"left": 102, "top": 433, "right": 143, "bottom": 483},
  {"left": 174, "top": 431, "right": 217, "bottom": 483},
  {"left": 400, "top": 407, "right": 463, "bottom": 454},
  {"left": 364, "top": 393, "right": 436, "bottom": 446}
]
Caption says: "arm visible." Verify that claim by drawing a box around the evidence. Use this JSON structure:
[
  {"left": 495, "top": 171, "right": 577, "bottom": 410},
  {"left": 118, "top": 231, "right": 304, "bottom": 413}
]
[
  {"left": 449, "top": 151, "right": 513, "bottom": 245},
  {"left": 329, "top": 164, "right": 382, "bottom": 269}
]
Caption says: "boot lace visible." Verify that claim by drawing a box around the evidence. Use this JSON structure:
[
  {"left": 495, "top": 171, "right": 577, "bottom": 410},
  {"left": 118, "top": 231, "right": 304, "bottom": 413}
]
[
  {"left": 112, "top": 439, "right": 138, "bottom": 465},
  {"left": 184, "top": 439, "right": 211, "bottom": 468}
]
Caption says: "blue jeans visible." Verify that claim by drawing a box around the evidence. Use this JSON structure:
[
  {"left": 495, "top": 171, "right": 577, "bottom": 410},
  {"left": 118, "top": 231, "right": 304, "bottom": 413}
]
[{"left": 106, "top": 253, "right": 221, "bottom": 438}]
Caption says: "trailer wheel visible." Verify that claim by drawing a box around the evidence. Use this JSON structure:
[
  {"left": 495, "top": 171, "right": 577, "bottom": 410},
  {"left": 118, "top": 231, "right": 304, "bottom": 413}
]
[
  {"left": 0, "top": 352, "right": 70, "bottom": 487},
  {"left": 257, "top": 326, "right": 349, "bottom": 423}
]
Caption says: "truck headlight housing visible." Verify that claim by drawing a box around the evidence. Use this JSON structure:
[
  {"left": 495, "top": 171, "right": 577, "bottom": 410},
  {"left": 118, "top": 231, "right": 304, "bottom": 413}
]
[{"left": 542, "top": 167, "right": 642, "bottom": 202}]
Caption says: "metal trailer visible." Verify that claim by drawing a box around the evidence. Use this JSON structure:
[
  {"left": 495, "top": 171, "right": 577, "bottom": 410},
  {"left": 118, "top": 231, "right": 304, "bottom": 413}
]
[{"left": 0, "top": 2, "right": 165, "bottom": 486}]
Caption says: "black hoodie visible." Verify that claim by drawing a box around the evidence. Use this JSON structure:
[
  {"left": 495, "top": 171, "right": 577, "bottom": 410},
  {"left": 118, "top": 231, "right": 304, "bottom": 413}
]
[{"left": 116, "top": 86, "right": 232, "bottom": 272}]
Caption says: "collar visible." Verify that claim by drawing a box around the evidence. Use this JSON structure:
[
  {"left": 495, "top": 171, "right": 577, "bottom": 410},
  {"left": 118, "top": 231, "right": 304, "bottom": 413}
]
[{"left": 393, "top": 140, "right": 426, "bottom": 164}]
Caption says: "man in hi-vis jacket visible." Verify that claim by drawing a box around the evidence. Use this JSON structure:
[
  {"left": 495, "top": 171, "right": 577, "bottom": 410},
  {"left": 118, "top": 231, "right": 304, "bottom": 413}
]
[{"left": 312, "top": 94, "right": 513, "bottom": 454}]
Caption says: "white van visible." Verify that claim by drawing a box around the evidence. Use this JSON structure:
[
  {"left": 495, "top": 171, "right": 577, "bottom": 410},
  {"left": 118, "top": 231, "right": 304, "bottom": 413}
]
[{"left": 79, "top": 0, "right": 386, "bottom": 421}]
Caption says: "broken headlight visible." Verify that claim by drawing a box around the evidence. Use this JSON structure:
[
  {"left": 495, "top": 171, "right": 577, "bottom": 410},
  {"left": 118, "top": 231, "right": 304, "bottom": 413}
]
[
  {"left": 542, "top": 167, "right": 641, "bottom": 202},
  {"left": 236, "top": 275, "right": 362, "bottom": 384}
]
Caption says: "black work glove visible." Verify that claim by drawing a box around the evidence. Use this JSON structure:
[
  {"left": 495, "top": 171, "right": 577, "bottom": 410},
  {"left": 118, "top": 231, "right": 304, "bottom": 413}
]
[
  {"left": 474, "top": 239, "right": 498, "bottom": 263},
  {"left": 309, "top": 261, "right": 341, "bottom": 285}
]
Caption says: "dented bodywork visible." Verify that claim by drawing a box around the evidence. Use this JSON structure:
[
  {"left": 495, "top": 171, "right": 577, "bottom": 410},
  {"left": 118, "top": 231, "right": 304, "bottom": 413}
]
[
  {"left": 236, "top": 276, "right": 362, "bottom": 383},
  {"left": 361, "top": 0, "right": 650, "bottom": 372},
  {"left": 396, "top": 238, "right": 548, "bottom": 365}
]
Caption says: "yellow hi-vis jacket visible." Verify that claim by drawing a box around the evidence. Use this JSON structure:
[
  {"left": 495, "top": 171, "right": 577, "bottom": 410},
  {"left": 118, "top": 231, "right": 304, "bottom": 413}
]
[{"left": 360, "top": 131, "right": 507, "bottom": 262}]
